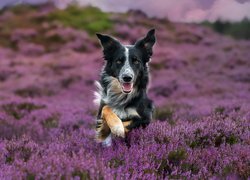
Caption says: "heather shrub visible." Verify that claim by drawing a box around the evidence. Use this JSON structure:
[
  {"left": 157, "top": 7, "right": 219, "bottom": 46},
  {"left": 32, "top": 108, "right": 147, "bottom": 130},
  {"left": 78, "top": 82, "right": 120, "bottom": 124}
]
[
  {"left": 14, "top": 86, "right": 55, "bottom": 98},
  {"left": 0, "top": 3, "right": 249, "bottom": 179},
  {"left": 150, "top": 62, "right": 166, "bottom": 70},
  {"left": 168, "top": 148, "right": 187, "bottom": 165},
  {"left": 154, "top": 106, "right": 175, "bottom": 125},
  {"left": 60, "top": 75, "right": 82, "bottom": 88},
  {"left": 2, "top": 102, "right": 46, "bottom": 120},
  {"left": 41, "top": 113, "right": 60, "bottom": 128},
  {"left": 4, "top": 136, "right": 38, "bottom": 164}
]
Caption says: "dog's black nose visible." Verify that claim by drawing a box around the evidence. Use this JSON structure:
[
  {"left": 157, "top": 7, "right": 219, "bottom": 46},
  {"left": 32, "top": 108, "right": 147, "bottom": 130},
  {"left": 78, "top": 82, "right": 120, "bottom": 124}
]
[{"left": 122, "top": 75, "right": 132, "bottom": 82}]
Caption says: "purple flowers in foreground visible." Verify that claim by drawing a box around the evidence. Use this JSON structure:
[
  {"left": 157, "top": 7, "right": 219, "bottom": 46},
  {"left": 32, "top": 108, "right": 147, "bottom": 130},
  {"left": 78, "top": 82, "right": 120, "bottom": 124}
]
[
  {"left": 0, "top": 4, "right": 250, "bottom": 179},
  {"left": 0, "top": 113, "right": 249, "bottom": 179}
]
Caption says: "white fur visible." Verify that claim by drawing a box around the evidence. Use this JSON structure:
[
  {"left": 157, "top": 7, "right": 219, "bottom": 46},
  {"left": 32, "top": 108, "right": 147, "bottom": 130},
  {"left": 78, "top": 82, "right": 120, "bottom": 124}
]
[
  {"left": 119, "top": 47, "right": 134, "bottom": 81},
  {"left": 127, "top": 108, "right": 140, "bottom": 117},
  {"left": 102, "top": 134, "right": 112, "bottom": 147},
  {"left": 93, "top": 81, "right": 103, "bottom": 106},
  {"left": 100, "top": 75, "right": 138, "bottom": 108},
  {"left": 112, "top": 107, "right": 140, "bottom": 120},
  {"left": 125, "top": 47, "right": 129, "bottom": 61},
  {"left": 110, "top": 125, "right": 125, "bottom": 138}
]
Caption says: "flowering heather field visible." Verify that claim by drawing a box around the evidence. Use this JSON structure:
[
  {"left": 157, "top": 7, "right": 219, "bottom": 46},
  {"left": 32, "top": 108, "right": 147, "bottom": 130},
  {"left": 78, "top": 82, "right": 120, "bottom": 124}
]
[{"left": 0, "top": 4, "right": 250, "bottom": 179}]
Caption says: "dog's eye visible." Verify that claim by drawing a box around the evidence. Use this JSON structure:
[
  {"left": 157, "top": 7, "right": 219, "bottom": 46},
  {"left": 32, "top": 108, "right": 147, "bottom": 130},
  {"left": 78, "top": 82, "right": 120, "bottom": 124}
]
[
  {"left": 116, "top": 60, "right": 122, "bottom": 64},
  {"left": 132, "top": 57, "right": 140, "bottom": 64},
  {"left": 134, "top": 60, "right": 140, "bottom": 64}
]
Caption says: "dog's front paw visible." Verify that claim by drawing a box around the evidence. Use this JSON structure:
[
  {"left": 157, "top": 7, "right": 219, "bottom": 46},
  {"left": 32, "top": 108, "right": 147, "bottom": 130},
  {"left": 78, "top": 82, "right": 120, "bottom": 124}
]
[
  {"left": 102, "top": 134, "right": 112, "bottom": 147},
  {"left": 95, "top": 119, "right": 111, "bottom": 142},
  {"left": 110, "top": 124, "right": 125, "bottom": 138}
]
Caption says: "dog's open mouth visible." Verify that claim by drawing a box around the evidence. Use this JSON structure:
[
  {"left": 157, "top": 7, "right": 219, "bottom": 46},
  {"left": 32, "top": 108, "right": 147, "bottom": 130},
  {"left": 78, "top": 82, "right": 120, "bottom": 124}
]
[{"left": 121, "top": 83, "right": 133, "bottom": 93}]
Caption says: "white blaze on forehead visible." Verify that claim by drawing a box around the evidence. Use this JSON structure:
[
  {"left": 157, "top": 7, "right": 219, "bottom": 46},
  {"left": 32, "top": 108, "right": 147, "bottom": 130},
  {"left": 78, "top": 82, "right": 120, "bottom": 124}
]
[
  {"left": 121, "top": 47, "right": 134, "bottom": 78},
  {"left": 124, "top": 47, "right": 131, "bottom": 72},
  {"left": 125, "top": 47, "right": 129, "bottom": 61}
]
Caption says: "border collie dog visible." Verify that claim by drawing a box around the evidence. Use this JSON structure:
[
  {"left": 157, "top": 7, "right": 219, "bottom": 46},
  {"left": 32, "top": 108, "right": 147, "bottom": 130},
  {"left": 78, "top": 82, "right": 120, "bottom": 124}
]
[{"left": 94, "top": 29, "right": 156, "bottom": 146}]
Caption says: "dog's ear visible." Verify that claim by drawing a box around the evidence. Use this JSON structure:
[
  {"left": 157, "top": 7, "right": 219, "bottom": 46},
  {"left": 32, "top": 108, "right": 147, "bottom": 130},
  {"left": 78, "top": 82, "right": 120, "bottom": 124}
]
[
  {"left": 96, "top": 33, "right": 122, "bottom": 59},
  {"left": 135, "top": 29, "right": 156, "bottom": 60}
]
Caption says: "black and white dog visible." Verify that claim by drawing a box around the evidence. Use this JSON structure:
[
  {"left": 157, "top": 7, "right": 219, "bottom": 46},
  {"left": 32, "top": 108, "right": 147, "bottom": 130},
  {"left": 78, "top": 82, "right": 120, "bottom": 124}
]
[{"left": 94, "top": 29, "right": 156, "bottom": 146}]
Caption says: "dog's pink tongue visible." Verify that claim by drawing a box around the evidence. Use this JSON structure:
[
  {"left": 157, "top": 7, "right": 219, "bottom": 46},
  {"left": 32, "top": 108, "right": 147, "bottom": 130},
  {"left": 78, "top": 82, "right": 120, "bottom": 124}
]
[{"left": 122, "top": 83, "right": 133, "bottom": 92}]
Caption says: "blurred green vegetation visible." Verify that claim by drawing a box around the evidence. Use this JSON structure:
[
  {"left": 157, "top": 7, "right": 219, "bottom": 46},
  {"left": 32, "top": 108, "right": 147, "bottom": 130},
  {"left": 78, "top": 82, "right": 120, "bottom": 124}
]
[
  {"left": 201, "top": 18, "right": 250, "bottom": 40},
  {"left": 154, "top": 106, "right": 175, "bottom": 125},
  {"left": 47, "top": 5, "right": 112, "bottom": 34},
  {"left": 0, "top": 4, "right": 112, "bottom": 34},
  {"left": 0, "top": 4, "right": 113, "bottom": 50},
  {"left": 0, "top": 4, "right": 37, "bottom": 15},
  {"left": 41, "top": 113, "right": 60, "bottom": 129},
  {"left": 2, "top": 102, "right": 46, "bottom": 120}
]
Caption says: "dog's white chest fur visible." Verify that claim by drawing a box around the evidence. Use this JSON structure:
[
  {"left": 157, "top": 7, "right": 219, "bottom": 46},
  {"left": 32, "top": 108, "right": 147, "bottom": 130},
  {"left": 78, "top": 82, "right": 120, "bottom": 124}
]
[{"left": 112, "top": 107, "right": 140, "bottom": 120}]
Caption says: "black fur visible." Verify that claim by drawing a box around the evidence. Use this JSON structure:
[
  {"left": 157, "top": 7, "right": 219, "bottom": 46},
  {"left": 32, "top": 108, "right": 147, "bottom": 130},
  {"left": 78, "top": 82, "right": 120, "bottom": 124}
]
[{"left": 95, "top": 29, "right": 156, "bottom": 134}]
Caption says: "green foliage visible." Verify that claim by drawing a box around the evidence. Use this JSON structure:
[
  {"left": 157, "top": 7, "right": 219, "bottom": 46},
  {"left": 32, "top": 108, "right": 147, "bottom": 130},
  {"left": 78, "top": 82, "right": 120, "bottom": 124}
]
[
  {"left": 157, "top": 158, "right": 171, "bottom": 176},
  {"left": 0, "top": 4, "right": 38, "bottom": 15},
  {"left": 5, "top": 156, "right": 14, "bottom": 164},
  {"left": 201, "top": 18, "right": 250, "bottom": 40},
  {"left": 150, "top": 62, "right": 165, "bottom": 70},
  {"left": 154, "top": 136, "right": 170, "bottom": 144},
  {"left": 157, "top": 149, "right": 187, "bottom": 177},
  {"left": 143, "top": 168, "right": 157, "bottom": 175},
  {"left": 181, "top": 163, "right": 199, "bottom": 174},
  {"left": 155, "top": 106, "right": 175, "bottom": 125},
  {"left": 214, "top": 106, "right": 225, "bottom": 115},
  {"left": 2, "top": 102, "right": 46, "bottom": 120},
  {"left": 189, "top": 128, "right": 239, "bottom": 148},
  {"left": 47, "top": 5, "right": 112, "bottom": 34},
  {"left": 215, "top": 133, "right": 238, "bottom": 147},
  {"left": 226, "top": 134, "right": 238, "bottom": 145},
  {"left": 72, "top": 170, "right": 91, "bottom": 180},
  {"left": 26, "top": 173, "right": 36, "bottom": 180},
  {"left": 5, "top": 138, "right": 35, "bottom": 164},
  {"left": 0, "top": 4, "right": 112, "bottom": 51},
  {"left": 41, "top": 113, "right": 60, "bottom": 128},
  {"left": 222, "top": 165, "right": 234, "bottom": 177},
  {"left": 14, "top": 86, "right": 55, "bottom": 98},
  {"left": 109, "top": 157, "right": 124, "bottom": 168},
  {"left": 9, "top": 4, "right": 38, "bottom": 15},
  {"left": 168, "top": 149, "right": 187, "bottom": 165}
]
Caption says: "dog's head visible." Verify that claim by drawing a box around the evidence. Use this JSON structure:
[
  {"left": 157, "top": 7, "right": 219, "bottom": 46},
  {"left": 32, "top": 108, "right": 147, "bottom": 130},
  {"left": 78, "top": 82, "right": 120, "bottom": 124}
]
[{"left": 96, "top": 29, "right": 156, "bottom": 94}]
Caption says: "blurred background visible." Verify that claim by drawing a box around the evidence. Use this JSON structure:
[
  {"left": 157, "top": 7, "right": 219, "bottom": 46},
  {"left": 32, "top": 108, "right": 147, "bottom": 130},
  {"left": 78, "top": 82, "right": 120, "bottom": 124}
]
[
  {"left": 0, "top": 0, "right": 249, "bottom": 179},
  {"left": 0, "top": 0, "right": 249, "bottom": 122}
]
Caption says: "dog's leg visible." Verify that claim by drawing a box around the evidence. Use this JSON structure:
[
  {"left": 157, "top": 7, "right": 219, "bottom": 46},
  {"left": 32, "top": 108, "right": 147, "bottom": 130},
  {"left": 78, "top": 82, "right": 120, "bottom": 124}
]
[
  {"left": 96, "top": 119, "right": 131, "bottom": 146},
  {"left": 122, "top": 120, "right": 132, "bottom": 133},
  {"left": 102, "top": 133, "right": 112, "bottom": 147},
  {"left": 96, "top": 118, "right": 111, "bottom": 142},
  {"left": 101, "top": 105, "right": 125, "bottom": 138}
]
